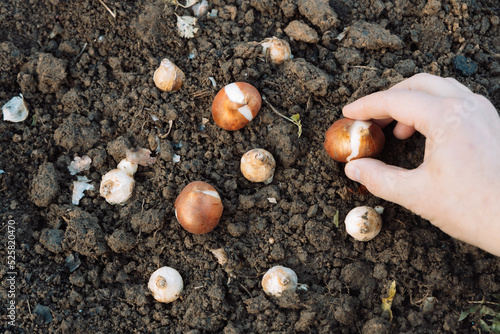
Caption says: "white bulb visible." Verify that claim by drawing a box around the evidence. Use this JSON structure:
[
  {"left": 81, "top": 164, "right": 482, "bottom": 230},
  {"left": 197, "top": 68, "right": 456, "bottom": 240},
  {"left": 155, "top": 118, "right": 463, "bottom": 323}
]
[
  {"left": 148, "top": 267, "right": 183, "bottom": 303},
  {"left": 117, "top": 159, "right": 138, "bottom": 176},
  {"left": 262, "top": 266, "right": 298, "bottom": 296},
  {"left": 261, "top": 37, "right": 292, "bottom": 65},
  {"left": 99, "top": 169, "right": 135, "bottom": 205},
  {"left": 344, "top": 206, "right": 382, "bottom": 241},
  {"left": 240, "top": 148, "right": 275, "bottom": 184}
]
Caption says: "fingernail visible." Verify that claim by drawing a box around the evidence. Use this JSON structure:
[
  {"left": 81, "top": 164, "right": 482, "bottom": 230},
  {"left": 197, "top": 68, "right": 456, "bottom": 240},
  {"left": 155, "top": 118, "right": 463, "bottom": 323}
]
[{"left": 345, "top": 163, "right": 361, "bottom": 182}]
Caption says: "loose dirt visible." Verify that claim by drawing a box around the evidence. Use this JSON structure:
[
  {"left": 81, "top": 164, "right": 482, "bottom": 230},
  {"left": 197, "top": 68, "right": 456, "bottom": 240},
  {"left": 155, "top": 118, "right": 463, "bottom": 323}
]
[{"left": 1, "top": 0, "right": 499, "bottom": 333}]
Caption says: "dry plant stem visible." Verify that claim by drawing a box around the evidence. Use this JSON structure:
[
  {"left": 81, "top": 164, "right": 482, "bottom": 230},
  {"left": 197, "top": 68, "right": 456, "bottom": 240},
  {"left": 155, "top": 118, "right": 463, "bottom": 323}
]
[
  {"left": 262, "top": 96, "right": 303, "bottom": 137},
  {"left": 98, "top": 0, "right": 116, "bottom": 18}
]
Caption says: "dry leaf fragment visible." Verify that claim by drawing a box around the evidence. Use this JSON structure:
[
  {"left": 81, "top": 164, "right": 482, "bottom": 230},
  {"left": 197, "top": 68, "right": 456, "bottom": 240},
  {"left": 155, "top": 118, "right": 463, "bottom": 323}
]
[
  {"left": 72, "top": 176, "right": 95, "bottom": 205},
  {"left": 176, "top": 14, "right": 199, "bottom": 38},
  {"left": 2, "top": 94, "right": 28, "bottom": 122},
  {"left": 209, "top": 248, "right": 228, "bottom": 266},
  {"left": 68, "top": 155, "right": 92, "bottom": 175}
]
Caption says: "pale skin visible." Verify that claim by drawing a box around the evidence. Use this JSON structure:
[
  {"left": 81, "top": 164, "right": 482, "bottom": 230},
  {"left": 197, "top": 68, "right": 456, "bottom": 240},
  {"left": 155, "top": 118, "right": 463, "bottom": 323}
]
[{"left": 342, "top": 73, "right": 500, "bottom": 256}]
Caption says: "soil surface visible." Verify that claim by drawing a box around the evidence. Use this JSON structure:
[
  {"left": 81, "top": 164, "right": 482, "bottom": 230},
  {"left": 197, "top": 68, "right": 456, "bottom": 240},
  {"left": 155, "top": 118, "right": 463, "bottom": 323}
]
[{"left": 1, "top": 0, "right": 500, "bottom": 333}]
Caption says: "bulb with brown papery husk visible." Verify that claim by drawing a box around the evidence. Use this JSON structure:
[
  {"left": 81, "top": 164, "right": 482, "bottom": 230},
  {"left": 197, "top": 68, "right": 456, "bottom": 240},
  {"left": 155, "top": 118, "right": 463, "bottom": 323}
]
[
  {"left": 240, "top": 148, "right": 275, "bottom": 184},
  {"left": 174, "top": 181, "right": 224, "bottom": 234}
]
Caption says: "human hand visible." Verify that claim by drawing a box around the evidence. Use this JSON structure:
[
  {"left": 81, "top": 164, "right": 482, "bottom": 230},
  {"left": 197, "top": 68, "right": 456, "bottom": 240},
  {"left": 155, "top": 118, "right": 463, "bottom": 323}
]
[{"left": 342, "top": 73, "right": 500, "bottom": 256}]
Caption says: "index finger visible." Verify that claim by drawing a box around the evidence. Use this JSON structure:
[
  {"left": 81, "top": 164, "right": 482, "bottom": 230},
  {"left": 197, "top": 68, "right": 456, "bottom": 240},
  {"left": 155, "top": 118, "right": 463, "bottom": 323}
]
[
  {"left": 390, "top": 73, "right": 473, "bottom": 97},
  {"left": 343, "top": 89, "right": 443, "bottom": 137}
]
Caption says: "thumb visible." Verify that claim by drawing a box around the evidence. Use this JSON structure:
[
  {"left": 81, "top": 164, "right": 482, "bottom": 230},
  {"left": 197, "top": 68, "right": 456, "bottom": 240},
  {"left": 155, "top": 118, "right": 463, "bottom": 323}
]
[{"left": 345, "top": 158, "right": 423, "bottom": 208}]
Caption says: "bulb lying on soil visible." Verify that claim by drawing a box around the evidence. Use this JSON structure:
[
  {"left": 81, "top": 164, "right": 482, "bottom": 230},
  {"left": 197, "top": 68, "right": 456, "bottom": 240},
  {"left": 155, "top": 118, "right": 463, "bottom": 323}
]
[
  {"left": 212, "top": 82, "right": 262, "bottom": 131},
  {"left": 174, "top": 181, "right": 224, "bottom": 234},
  {"left": 344, "top": 206, "right": 382, "bottom": 241},
  {"left": 240, "top": 148, "right": 276, "bottom": 184},
  {"left": 262, "top": 266, "right": 298, "bottom": 296},
  {"left": 148, "top": 266, "right": 183, "bottom": 303}
]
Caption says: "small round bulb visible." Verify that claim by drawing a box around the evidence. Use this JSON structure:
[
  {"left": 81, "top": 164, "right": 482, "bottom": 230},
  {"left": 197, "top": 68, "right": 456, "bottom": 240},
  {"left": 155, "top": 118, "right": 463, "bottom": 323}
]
[
  {"left": 240, "top": 148, "right": 276, "bottom": 184},
  {"left": 261, "top": 37, "right": 292, "bottom": 65},
  {"left": 100, "top": 168, "right": 135, "bottom": 205},
  {"left": 148, "top": 266, "right": 183, "bottom": 303},
  {"left": 262, "top": 266, "right": 298, "bottom": 296},
  {"left": 344, "top": 206, "right": 382, "bottom": 241},
  {"left": 153, "top": 58, "right": 185, "bottom": 92}
]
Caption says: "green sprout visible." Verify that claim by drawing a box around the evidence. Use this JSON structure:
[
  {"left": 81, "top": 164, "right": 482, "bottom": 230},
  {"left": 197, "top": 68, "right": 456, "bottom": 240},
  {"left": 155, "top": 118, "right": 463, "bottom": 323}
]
[
  {"left": 262, "top": 96, "right": 303, "bottom": 138},
  {"left": 459, "top": 295, "right": 500, "bottom": 333}
]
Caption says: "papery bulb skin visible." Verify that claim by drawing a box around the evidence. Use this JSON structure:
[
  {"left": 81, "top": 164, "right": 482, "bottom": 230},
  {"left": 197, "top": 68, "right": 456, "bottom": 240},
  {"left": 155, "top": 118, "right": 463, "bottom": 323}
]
[
  {"left": 148, "top": 267, "right": 183, "bottom": 303},
  {"left": 262, "top": 266, "right": 298, "bottom": 296},
  {"left": 212, "top": 82, "right": 262, "bottom": 131},
  {"left": 153, "top": 59, "right": 185, "bottom": 92},
  {"left": 324, "top": 118, "right": 385, "bottom": 162},
  {"left": 100, "top": 169, "right": 135, "bottom": 205},
  {"left": 344, "top": 206, "right": 382, "bottom": 241},
  {"left": 261, "top": 37, "right": 292, "bottom": 65},
  {"left": 240, "top": 148, "right": 275, "bottom": 184},
  {"left": 174, "top": 181, "right": 223, "bottom": 234},
  {"left": 2, "top": 95, "right": 28, "bottom": 122}
]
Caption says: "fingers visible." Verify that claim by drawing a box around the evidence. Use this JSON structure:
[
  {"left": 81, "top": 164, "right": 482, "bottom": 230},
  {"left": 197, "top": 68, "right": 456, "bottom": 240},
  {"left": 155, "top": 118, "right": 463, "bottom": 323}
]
[
  {"left": 390, "top": 73, "right": 473, "bottom": 97},
  {"left": 393, "top": 122, "right": 416, "bottom": 139},
  {"left": 343, "top": 89, "right": 442, "bottom": 137},
  {"left": 345, "top": 158, "right": 425, "bottom": 210},
  {"left": 371, "top": 118, "right": 393, "bottom": 129}
]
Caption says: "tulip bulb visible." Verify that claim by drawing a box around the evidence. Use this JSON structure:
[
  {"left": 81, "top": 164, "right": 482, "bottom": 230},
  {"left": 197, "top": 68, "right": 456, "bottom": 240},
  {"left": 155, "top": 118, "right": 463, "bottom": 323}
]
[
  {"left": 324, "top": 118, "right": 385, "bottom": 162},
  {"left": 153, "top": 58, "right": 185, "bottom": 92},
  {"left": 262, "top": 266, "right": 298, "bottom": 296},
  {"left": 344, "top": 206, "right": 382, "bottom": 241},
  {"left": 212, "top": 82, "right": 262, "bottom": 131},
  {"left": 148, "top": 266, "right": 183, "bottom": 303},
  {"left": 174, "top": 181, "right": 223, "bottom": 234},
  {"left": 261, "top": 37, "right": 292, "bottom": 65},
  {"left": 240, "top": 148, "right": 275, "bottom": 184}
]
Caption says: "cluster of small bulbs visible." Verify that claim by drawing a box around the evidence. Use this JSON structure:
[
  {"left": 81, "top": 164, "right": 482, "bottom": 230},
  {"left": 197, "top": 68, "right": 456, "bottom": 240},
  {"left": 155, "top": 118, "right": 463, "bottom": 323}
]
[{"left": 93, "top": 36, "right": 388, "bottom": 303}]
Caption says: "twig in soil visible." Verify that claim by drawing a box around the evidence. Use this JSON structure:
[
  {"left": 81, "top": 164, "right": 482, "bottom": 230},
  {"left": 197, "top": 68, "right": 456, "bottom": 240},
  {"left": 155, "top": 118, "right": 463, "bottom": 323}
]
[
  {"left": 159, "top": 120, "right": 173, "bottom": 139},
  {"left": 73, "top": 42, "right": 87, "bottom": 62},
  {"left": 192, "top": 88, "right": 212, "bottom": 99},
  {"left": 262, "top": 96, "right": 303, "bottom": 138},
  {"left": 97, "top": 0, "right": 116, "bottom": 18},
  {"left": 26, "top": 297, "right": 32, "bottom": 316},
  {"left": 352, "top": 65, "right": 378, "bottom": 70}
]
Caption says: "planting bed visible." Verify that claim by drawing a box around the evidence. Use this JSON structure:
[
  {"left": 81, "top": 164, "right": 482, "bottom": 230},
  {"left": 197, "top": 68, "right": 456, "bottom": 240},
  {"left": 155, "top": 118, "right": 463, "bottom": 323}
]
[{"left": 1, "top": 0, "right": 499, "bottom": 333}]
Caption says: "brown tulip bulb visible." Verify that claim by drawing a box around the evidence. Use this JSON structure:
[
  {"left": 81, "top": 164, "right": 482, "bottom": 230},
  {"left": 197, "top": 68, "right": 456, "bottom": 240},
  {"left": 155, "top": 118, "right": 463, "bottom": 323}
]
[
  {"left": 174, "top": 181, "right": 223, "bottom": 234},
  {"left": 240, "top": 148, "right": 275, "bottom": 184},
  {"left": 324, "top": 118, "right": 385, "bottom": 162},
  {"left": 212, "top": 82, "right": 262, "bottom": 131},
  {"left": 153, "top": 58, "right": 185, "bottom": 92}
]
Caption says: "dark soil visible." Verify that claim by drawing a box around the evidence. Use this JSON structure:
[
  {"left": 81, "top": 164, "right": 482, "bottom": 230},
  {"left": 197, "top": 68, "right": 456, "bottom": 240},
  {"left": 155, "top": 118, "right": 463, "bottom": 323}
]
[{"left": 1, "top": 0, "right": 500, "bottom": 333}]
